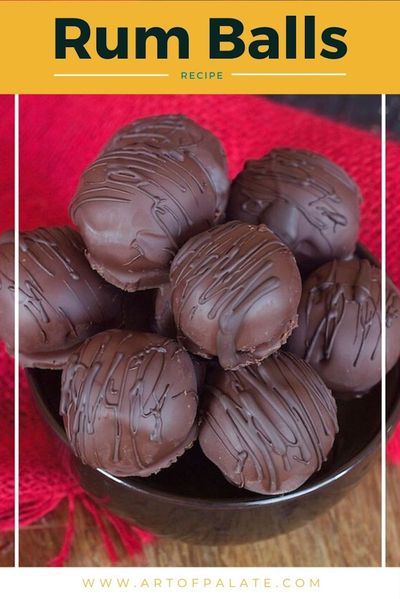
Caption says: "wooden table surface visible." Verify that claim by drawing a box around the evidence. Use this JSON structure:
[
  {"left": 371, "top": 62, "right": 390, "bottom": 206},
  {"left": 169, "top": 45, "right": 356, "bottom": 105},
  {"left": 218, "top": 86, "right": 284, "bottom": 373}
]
[
  {"left": 387, "top": 463, "right": 400, "bottom": 566},
  {"left": 0, "top": 459, "right": 396, "bottom": 568}
]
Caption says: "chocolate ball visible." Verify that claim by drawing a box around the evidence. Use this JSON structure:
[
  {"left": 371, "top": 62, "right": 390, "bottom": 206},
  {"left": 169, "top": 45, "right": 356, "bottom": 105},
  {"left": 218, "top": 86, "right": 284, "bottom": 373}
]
[
  {"left": 199, "top": 351, "right": 338, "bottom": 495},
  {"left": 228, "top": 148, "right": 361, "bottom": 272},
  {"left": 103, "top": 114, "right": 228, "bottom": 218},
  {"left": 60, "top": 329, "right": 199, "bottom": 477},
  {"left": 70, "top": 116, "right": 229, "bottom": 291},
  {"left": 170, "top": 221, "right": 302, "bottom": 370},
  {"left": 0, "top": 227, "right": 122, "bottom": 369},
  {"left": 287, "top": 258, "right": 400, "bottom": 395}
]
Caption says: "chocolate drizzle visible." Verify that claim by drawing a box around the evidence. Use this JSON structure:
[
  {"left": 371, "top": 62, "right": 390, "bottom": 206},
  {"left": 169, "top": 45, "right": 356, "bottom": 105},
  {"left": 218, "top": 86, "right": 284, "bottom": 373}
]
[
  {"left": 104, "top": 115, "right": 211, "bottom": 152},
  {"left": 199, "top": 352, "right": 338, "bottom": 495},
  {"left": 170, "top": 221, "right": 301, "bottom": 369},
  {"left": 20, "top": 228, "right": 82, "bottom": 280},
  {"left": 102, "top": 115, "right": 228, "bottom": 208},
  {"left": 102, "top": 114, "right": 228, "bottom": 219},
  {"left": 0, "top": 227, "right": 123, "bottom": 368},
  {"left": 61, "top": 329, "right": 199, "bottom": 477},
  {"left": 386, "top": 283, "right": 400, "bottom": 328},
  {"left": 70, "top": 115, "right": 229, "bottom": 291},
  {"left": 19, "top": 230, "right": 85, "bottom": 343},
  {"left": 287, "top": 257, "right": 400, "bottom": 395},
  {"left": 228, "top": 148, "right": 361, "bottom": 271},
  {"left": 304, "top": 259, "right": 381, "bottom": 367}
]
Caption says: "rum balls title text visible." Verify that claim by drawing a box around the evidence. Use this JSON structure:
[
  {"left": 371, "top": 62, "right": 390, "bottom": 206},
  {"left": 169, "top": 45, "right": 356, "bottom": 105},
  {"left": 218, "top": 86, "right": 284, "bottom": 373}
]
[{"left": 55, "top": 17, "right": 348, "bottom": 60}]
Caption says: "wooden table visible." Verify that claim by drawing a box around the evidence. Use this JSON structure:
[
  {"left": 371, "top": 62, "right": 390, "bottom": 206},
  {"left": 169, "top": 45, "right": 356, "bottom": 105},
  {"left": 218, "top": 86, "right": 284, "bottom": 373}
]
[
  {"left": 387, "top": 463, "right": 400, "bottom": 566},
  {"left": 0, "top": 459, "right": 394, "bottom": 567}
]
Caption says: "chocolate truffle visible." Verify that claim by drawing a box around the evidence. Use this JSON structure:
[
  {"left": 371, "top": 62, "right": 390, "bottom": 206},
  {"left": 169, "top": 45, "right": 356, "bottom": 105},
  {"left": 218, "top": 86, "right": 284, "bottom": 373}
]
[
  {"left": 199, "top": 351, "right": 338, "bottom": 495},
  {"left": 287, "top": 258, "right": 400, "bottom": 395},
  {"left": 103, "top": 114, "right": 228, "bottom": 216},
  {"left": 70, "top": 116, "right": 229, "bottom": 291},
  {"left": 0, "top": 227, "right": 122, "bottom": 369},
  {"left": 61, "top": 330, "right": 199, "bottom": 477},
  {"left": 228, "top": 148, "right": 362, "bottom": 272},
  {"left": 170, "top": 221, "right": 302, "bottom": 370}
]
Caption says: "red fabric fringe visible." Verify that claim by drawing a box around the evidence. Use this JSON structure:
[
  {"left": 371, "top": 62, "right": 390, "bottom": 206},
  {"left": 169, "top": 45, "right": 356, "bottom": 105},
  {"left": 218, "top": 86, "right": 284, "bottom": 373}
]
[{"left": 48, "top": 492, "right": 153, "bottom": 567}]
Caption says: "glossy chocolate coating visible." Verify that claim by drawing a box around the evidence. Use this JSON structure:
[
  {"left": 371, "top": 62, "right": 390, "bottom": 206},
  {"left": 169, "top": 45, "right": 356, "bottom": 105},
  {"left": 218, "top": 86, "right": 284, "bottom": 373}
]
[
  {"left": 199, "top": 351, "right": 338, "bottom": 495},
  {"left": 170, "top": 221, "right": 302, "bottom": 370},
  {"left": 60, "top": 329, "right": 199, "bottom": 477},
  {"left": 103, "top": 114, "right": 229, "bottom": 217},
  {"left": 70, "top": 116, "right": 229, "bottom": 291},
  {"left": 228, "top": 148, "right": 361, "bottom": 272},
  {"left": 152, "top": 284, "right": 206, "bottom": 390},
  {"left": 0, "top": 227, "right": 122, "bottom": 369},
  {"left": 287, "top": 258, "right": 400, "bottom": 395}
]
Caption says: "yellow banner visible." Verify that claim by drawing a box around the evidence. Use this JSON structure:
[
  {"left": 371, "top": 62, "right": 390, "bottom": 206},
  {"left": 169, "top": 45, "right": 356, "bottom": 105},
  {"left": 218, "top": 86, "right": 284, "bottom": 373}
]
[{"left": 0, "top": 0, "right": 399, "bottom": 93}]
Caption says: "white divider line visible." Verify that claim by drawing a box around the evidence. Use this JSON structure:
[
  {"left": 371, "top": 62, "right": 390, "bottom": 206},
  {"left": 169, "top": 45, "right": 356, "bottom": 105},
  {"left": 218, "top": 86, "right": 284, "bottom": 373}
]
[
  {"left": 380, "top": 93, "right": 387, "bottom": 568},
  {"left": 53, "top": 73, "right": 169, "bottom": 77},
  {"left": 231, "top": 72, "right": 347, "bottom": 76},
  {"left": 14, "top": 93, "right": 19, "bottom": 568}
]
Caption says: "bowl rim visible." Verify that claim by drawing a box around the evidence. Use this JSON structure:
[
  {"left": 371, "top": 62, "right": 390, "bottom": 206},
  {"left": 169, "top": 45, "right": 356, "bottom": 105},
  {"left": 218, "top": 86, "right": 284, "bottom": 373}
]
[{"left": 27, "top": 364, "right": 400, "bottom": 511}]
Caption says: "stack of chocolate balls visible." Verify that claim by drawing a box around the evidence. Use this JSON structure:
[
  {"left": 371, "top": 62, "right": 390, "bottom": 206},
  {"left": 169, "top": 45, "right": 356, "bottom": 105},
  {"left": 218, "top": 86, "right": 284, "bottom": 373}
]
[{"left": 1, "top": 115, "right": 400, "bottom": 496}]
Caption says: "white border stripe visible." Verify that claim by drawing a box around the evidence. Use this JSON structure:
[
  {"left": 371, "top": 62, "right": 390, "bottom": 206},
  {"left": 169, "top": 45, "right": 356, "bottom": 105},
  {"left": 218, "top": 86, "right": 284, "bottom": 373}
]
[
  {"left": 380, "top": 94, "right": 387, "bottom": 568},
  {"left": 14, "top": 93, "right": 19, "bottom": 568}
]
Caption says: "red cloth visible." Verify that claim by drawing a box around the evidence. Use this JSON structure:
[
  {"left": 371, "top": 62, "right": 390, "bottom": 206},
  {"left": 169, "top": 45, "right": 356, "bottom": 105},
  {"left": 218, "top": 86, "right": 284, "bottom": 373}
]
[
  {"left": 0, "top": 95, "right": 14, "bottom": 533},
  {"left": 0, "top": 95, "right": 399, "bottom": 560},
  {"left": 0, "top": 96, "right": 13, "bottom": 229}
]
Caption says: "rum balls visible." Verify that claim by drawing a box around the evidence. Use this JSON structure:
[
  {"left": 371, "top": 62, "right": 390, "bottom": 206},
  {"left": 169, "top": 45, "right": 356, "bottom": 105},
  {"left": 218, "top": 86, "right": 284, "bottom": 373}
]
[
  {"left": 0, "top": 226, "right": 122, "bottom": 369},
  {"left": 10, "top": 112, "right": 395, "bottom": 500},
  {"left": 287, "top": 257, "right": 400, "bottom": 396},
  {"left": 60, "top": 329, "right": 199, "bottom": 477},
  {"left": 102, "top": 114, "right": 229, "bottom": 215},
  {"left": 228, "top": 148, "right": 362, "bottom": 272},
  {"left": 199, "top": 351, "right": 338, "bottom": 495},
  {"left": 170, "top": 221, "right": 302, "bottom": 370},
  {"left": 70, "top": 115, "right": 229, "bottom": 292}
]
